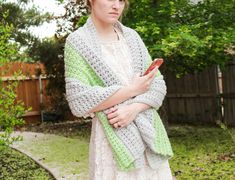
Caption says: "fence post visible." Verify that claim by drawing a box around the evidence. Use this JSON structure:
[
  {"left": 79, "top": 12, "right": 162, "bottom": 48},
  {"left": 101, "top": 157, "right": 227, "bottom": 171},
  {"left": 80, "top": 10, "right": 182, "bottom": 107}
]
[
  {"left": 39, "top": 74, "right": 44, "bottom": 123},
  {"left": 222, "top": 58, "right": 235, "bottom": 127}
]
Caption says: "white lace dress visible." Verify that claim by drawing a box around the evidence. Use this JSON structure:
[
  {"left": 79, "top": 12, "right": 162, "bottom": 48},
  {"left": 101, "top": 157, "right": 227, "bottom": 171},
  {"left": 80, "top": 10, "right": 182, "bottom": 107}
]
[{"left": 88, "top": 30, "right": 173, "bottom": 180}]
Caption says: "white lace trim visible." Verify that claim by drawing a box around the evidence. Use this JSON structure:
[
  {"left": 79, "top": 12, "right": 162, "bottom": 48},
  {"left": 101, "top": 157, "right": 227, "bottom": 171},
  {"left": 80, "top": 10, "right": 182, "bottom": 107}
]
[
  {"left": 88, "top": 118, "right": 173, "bottom": 180},
  {"left": 88, "top": 32, "right": 173, "bottom": 179},
  {"left": 100, "top": 28, "right": 134, "bottom": 86}
]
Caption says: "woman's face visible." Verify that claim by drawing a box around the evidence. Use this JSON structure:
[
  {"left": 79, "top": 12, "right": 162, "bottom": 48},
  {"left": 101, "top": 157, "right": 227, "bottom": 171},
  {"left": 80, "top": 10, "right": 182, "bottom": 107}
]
[{"left": 90, "top": 0, "right": 125, "bottom": 25}]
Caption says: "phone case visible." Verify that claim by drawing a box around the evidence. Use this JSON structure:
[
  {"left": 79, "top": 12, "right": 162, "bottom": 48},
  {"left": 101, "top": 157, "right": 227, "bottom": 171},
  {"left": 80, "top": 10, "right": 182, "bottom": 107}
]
[{"left": 143, "top": 58, "right": 164, "bottom": 76}]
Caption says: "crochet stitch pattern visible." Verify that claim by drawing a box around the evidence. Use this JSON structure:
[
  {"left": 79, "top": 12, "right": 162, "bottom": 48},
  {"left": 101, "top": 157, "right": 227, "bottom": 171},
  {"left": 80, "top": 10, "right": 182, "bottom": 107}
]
[{"left": 64, "top": 17, "right": 173, "bottom": 171}]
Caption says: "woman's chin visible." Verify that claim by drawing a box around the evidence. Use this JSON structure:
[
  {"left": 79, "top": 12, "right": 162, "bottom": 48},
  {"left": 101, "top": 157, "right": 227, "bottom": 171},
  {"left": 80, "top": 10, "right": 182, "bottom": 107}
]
[{"left": 106, "top": 17, "right": 120, "bottom": 24}]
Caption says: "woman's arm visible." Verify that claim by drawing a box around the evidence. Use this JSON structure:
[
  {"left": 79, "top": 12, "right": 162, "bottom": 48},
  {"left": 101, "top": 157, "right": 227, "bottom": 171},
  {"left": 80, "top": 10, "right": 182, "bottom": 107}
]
[
  {"left": 88, "top": 85, "right": 135, "bottom": 113},
  {"left": 88, "top": 67, "right": 159, "bottom": 113}
]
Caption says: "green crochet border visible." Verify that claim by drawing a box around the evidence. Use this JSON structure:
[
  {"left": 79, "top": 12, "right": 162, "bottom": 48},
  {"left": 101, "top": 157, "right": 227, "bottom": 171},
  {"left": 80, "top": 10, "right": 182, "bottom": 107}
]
[
  {"left": 153, "top": 110, "right": 174, "bottom": 156},
  {"left": 145, "top": 56, "right": 173, "bottom": 156},
  {"left": 65, "top": 43, "right": 135, "bottom": 170},
  {"left": 96, "top": 113, "right": 135, "bottom": 170},
  {"left": 65, "top": 43, "right": 173, "bottom": 170}
]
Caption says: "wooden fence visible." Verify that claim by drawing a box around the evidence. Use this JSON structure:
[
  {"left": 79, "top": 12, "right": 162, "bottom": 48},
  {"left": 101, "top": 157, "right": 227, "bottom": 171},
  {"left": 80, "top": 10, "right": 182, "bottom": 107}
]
[
  {"left": 0, "top": 62, "right": 50, "bottom": 124},
  {"left": 166, "top": 60, "right": 235, "bottom": 127},
  {"left": 222, "top": 60, "right": 235, "bottom": 126},
  {"left": 1, "top": 61, "right": 234, "bottom": 127}
]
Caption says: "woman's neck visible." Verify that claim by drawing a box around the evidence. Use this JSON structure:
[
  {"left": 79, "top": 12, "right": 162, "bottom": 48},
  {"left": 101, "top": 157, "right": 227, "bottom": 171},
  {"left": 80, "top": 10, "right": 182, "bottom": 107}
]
[
  {"left": 91, "top": 15, "right": 119, "bottom": 42},
  {"left": 91, "top": 14, "right": 114, "bottom": 34}
]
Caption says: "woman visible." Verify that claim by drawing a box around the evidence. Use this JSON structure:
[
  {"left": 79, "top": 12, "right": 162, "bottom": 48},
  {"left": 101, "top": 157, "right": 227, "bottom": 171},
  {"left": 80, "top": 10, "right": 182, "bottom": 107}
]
[{"left": 64, "top": 0, "right": 174, "bottom": 179}]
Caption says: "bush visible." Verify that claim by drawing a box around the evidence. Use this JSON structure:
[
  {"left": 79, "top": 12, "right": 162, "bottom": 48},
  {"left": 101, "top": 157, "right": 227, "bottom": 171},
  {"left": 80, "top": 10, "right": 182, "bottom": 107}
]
[
  {"left": 0, "top": 12, "right": 26, "bottom": 146},
  {"left": 0, "top": 76, "right": 26, "bottom": 146}
]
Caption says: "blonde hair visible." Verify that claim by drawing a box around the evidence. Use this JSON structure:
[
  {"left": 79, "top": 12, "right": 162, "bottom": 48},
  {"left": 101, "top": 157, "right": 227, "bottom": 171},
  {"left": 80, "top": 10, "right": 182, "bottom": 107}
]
[{"left": 86, "top": 0, "right": 129, "bottom": 14}]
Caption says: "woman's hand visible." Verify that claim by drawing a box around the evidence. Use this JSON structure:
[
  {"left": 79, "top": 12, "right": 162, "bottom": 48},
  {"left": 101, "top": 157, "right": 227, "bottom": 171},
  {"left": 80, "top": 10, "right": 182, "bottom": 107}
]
[
  {"left": 105, "top": 104, "right": 141, "bottom": 129},
  {"left": 128, "top": 66, "right": 158, "bottom": 97}
]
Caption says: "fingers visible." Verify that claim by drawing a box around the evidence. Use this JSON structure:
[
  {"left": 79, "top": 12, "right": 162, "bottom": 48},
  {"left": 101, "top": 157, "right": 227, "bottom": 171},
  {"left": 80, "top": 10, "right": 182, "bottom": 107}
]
[
  {"left": 144, "top": 67, "right": 158, "bottom": 87},
  {"left": 113, "top": 123, "right": 119, "bottom": 128},
  {"left": 107, "top": 107, "right": 118, "bottom": 114},
  {"left": 147, "top": 66, "right": 158, "bottom": 79},
  {"left": 109, "top": 117, "right": 122, "bottom": 129},
  {"left": 109, "top": 116, "right": 119, "bottom": 125},
  {"left": 105, "top": 107, "right": 120, "bottom": 125},
  {"left": 105, "top": 106, "right": 128, "bottom": 129},
  {"left": 113, "top": 122, "right": 122, "bottom": 129},
  {"left": 140, "top": 66, "right": 157, "bottom": 87},
  {"left": 107, "top": 112, "right": 123, "bottom": 129},
  {"left": 107, "top": 110, "right": 118, "bottom": 119}
]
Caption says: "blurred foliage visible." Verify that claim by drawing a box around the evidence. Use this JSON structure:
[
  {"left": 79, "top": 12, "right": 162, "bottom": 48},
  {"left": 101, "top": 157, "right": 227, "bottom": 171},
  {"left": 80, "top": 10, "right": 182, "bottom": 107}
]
[
  {"left": 123, "top": 0, "right": 235, "bottom": 77},
  {"left": 216, "top": 120, "right": 235, "bottom": 144},
  {"left": 28, "top": 37, "right": 71, "bottom": 120},
  {"left": 29, "top": 0, "right": 88, "bottom": 119},
  {"left": 0, "top": 0, "right": 52, "bottom": 62},
  {"left": 0, "top": 77, "right": 26, "bottom": 146},
  {"left": 54, "top": 0, "right": 87, "bottom": 37},
  {"left": 0, "top": 11, "right": 18, "bottom": 63},
  {"left": 30, "top": 0, "right": 235, "bottom": 118},
  {"left": 0, "top": 12, "right": 26, "bottom": 146}
]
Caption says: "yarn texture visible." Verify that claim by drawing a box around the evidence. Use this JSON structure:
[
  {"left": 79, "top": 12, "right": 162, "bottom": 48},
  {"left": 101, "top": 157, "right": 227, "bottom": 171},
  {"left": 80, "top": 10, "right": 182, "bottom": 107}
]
[{"left": 64, "top": 17, "right": 173, "bottom": 171}]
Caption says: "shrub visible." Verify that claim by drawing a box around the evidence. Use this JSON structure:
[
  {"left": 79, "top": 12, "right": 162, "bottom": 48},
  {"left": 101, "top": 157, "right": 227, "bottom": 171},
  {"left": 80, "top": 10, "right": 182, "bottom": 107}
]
[{"left": 0, "top": 12, "right": 26, "bottom": 146}]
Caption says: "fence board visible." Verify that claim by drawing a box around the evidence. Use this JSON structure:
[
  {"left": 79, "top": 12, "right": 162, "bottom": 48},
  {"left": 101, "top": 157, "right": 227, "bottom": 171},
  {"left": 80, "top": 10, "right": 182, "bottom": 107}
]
[
  {"left": 1, "top": 62, "right": 49, "bottom": 124},
  {"left": 2, "top": 61, "right": 234, "bottom": 126},
  {"left": 222, "top": 60, "right": 235, "bottom": 126},
  {"left": 166, "top": 66, "right": 221, "bottom": 125}
]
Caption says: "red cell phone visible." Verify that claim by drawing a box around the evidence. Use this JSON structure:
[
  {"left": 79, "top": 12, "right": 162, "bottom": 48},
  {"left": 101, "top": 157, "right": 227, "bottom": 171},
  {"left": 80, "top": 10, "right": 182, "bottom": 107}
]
[{"left": 143, "top": 58, "right": 164, "bottom": 76}]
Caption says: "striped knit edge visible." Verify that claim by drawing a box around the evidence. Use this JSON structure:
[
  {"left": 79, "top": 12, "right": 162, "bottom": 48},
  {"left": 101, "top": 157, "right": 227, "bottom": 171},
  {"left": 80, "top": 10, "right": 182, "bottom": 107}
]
[
  {"left": 153, "top": 110, "right": 174, "bottom": 157},
  {"left": 65, "top": 43, "right": 136, "bottom": 170}
]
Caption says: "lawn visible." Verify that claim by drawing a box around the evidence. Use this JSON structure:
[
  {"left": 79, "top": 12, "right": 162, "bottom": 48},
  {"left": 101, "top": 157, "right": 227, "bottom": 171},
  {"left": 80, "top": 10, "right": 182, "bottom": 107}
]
[
  {"left": 1, "top": 122, "right": 235, "bottom": 179},
  {"left": 16, "top": 134, "right": 89, "bottom": 177},
  {"left": 169, "top": 125, "right": 235, "bottom": 179},
  {"left": 0, "top": 145, "right": 55, "bottom": 180}
]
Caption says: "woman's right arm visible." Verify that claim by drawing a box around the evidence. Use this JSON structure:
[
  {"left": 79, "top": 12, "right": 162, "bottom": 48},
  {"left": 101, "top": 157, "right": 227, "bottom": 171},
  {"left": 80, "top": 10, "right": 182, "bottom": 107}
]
[
  {"left": 88, "top": 66, "right": 159, "bottom": 113},
  {"left": 88, "top": 86, "right": 134, "bottom": 113},
  {"left": 64, "top": 39, "right": 158, "bottom": 117}
]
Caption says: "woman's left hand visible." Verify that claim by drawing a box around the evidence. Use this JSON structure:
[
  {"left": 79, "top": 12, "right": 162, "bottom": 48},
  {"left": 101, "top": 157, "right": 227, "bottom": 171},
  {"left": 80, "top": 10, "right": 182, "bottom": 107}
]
[{"left": 105, "top": 104, "right": 140, "bottom": 129}]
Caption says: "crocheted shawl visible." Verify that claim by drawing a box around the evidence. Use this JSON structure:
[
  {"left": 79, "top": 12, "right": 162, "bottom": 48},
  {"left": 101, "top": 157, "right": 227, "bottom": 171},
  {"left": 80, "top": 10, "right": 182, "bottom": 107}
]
[{"left": 64, "top": 17, "right": 173, "bottom": 171}]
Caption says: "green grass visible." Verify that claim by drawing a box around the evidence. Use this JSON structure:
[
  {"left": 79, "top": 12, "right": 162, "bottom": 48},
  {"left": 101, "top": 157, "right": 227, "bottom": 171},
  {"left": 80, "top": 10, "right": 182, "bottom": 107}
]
[
  {"left": 1, "top": 124, "right": 234, "bottom": 179},
  {"left": 169, "top": 125, "right": 235, "bottom": 180},
  {"left": 0, "top": 145, "right": 54, "bottom": 180},
  {"left": 14, "top": 134, "right": 89, "bottom": 178}
]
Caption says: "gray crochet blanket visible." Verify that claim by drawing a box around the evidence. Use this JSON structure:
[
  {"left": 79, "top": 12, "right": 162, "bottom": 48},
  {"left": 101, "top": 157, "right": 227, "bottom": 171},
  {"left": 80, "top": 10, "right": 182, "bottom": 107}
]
[{"left": 64, "top": 17, "right": 173, "bottom": 171}]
